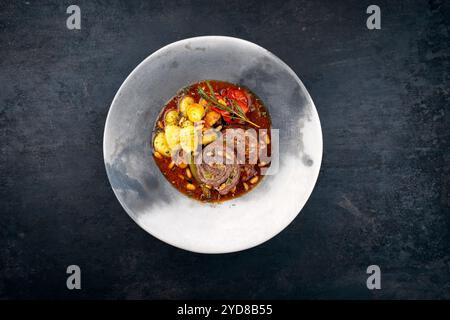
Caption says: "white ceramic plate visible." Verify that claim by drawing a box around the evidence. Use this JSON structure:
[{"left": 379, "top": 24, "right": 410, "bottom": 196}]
[{"left": 103, "top": 36, "right": 322, "bottom": 253}]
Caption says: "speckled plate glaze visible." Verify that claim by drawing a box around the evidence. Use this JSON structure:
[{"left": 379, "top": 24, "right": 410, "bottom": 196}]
[{"left": 104, "top": 36, "right": 322, "bottom": 253}]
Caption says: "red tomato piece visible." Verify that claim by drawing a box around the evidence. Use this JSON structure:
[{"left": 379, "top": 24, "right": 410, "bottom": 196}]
[
  {"left": 210, "top": 94, "right": 237, "bottom": 124},
  {"left": 210, "top": 88, "right": 249, "bottom": 124},
  {"left": 224, "top": 88, "right": 249, "bottom": 114}
]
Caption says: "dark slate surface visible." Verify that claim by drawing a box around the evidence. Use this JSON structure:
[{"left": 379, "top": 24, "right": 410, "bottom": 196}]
[{"left": 0, "top": 0, "right": 449, "bottom": 299}]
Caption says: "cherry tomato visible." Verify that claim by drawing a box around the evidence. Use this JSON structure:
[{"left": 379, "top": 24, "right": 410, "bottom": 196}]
[
  {"left": 211, "top": 89, "right": 249, "bottom": 124},
  {"left": 224, "top": 88, "right": 249, "bottom": 114}
]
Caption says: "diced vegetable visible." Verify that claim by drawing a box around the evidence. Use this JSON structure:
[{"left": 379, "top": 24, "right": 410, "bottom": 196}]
[
  {"left": 249, "top": 176, "right": 259, "bottom": 184},
  {"left": 200, "top": 184, "right": 211, "bottom": 199},
  {"left": 153, "top": 131, "right": 171, "bottom": 157},
  {"left": 164, "top": 124, "right": 181, "bottom": 150},
  {"left": 186, "top": 183, "right": 196, "bottom": 191},
  {"left": 179, "top": 96, "right": 194, "bottom": 115},
  {"left": 178, "top": 162, "right": 188, "bottom": 169},
  {"left": 188, "top": 162, "right": 200, "bottom": 182},
  {"left": 164, "top": 109, "right": 179, "bottom": 126},
  {"left": 154, "top": 151, "right": 162, "bottom": 159},
  {"left": 217, "top": 97, "right": 227, "bottom": 107},
  {"left": 204, "top": 110, "right": 221, "bottom": 127},
  {"left": 186, "top": 103, "right": 205, "bottom": 122},
  {"left": 199, "top": 98, "right": 209, "bottom": 107}
]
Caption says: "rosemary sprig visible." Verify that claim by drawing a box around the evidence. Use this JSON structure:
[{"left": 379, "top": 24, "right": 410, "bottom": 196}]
[
  {"left": 230, "top": 99, "right": 245, "bottom": 117},
  {"left": 198, "top": 86, "right": 260, "bottom": 128},
  {"left": 206, "top": 81, "right": 215, "bottom": 95}
]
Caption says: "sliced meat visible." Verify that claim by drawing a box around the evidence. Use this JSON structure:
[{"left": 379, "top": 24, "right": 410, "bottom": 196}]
[
  {"left": 196, "top": 138, "right": 241, "bottom": 195},
  {"left": 216, "top": 165, "right": 241, "bottom": 195},
  {"left": 197, "top": 162, "right": 233, "bottom": 188}
]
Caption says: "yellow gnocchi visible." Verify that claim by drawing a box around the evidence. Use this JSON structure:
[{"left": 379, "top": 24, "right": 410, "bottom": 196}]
[
  {"left": 164, "top": 109, "right": 179, "bottom": 126},
  {"left": 164, "top": 124, "right": 181, "bottom": 150},
  {"left": 178, "top": 96, "right": 194, "bottom": 116},
  {"left": 153, "top": 132, "right": 171, "bottom": 157},
  {"left": 179, "top": 125, "right": 198, "bottom": 153},
  {"left": 186, "top": 103, "right": 205, "bottom": 122}
]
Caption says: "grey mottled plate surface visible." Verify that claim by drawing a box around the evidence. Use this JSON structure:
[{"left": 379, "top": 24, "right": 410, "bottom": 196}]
[{"left": 103, "top": 36, "right": 322, "bottom": 253}]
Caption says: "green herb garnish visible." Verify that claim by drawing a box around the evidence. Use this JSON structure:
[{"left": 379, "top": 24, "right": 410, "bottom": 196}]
[{"left": 198, "top": 82, "right": 260, "bottom": 128}]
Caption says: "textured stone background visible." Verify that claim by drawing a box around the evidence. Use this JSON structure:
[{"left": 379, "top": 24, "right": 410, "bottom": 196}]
[{"left": 1, "top": 0, "right": 449, "bottom": 299}]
